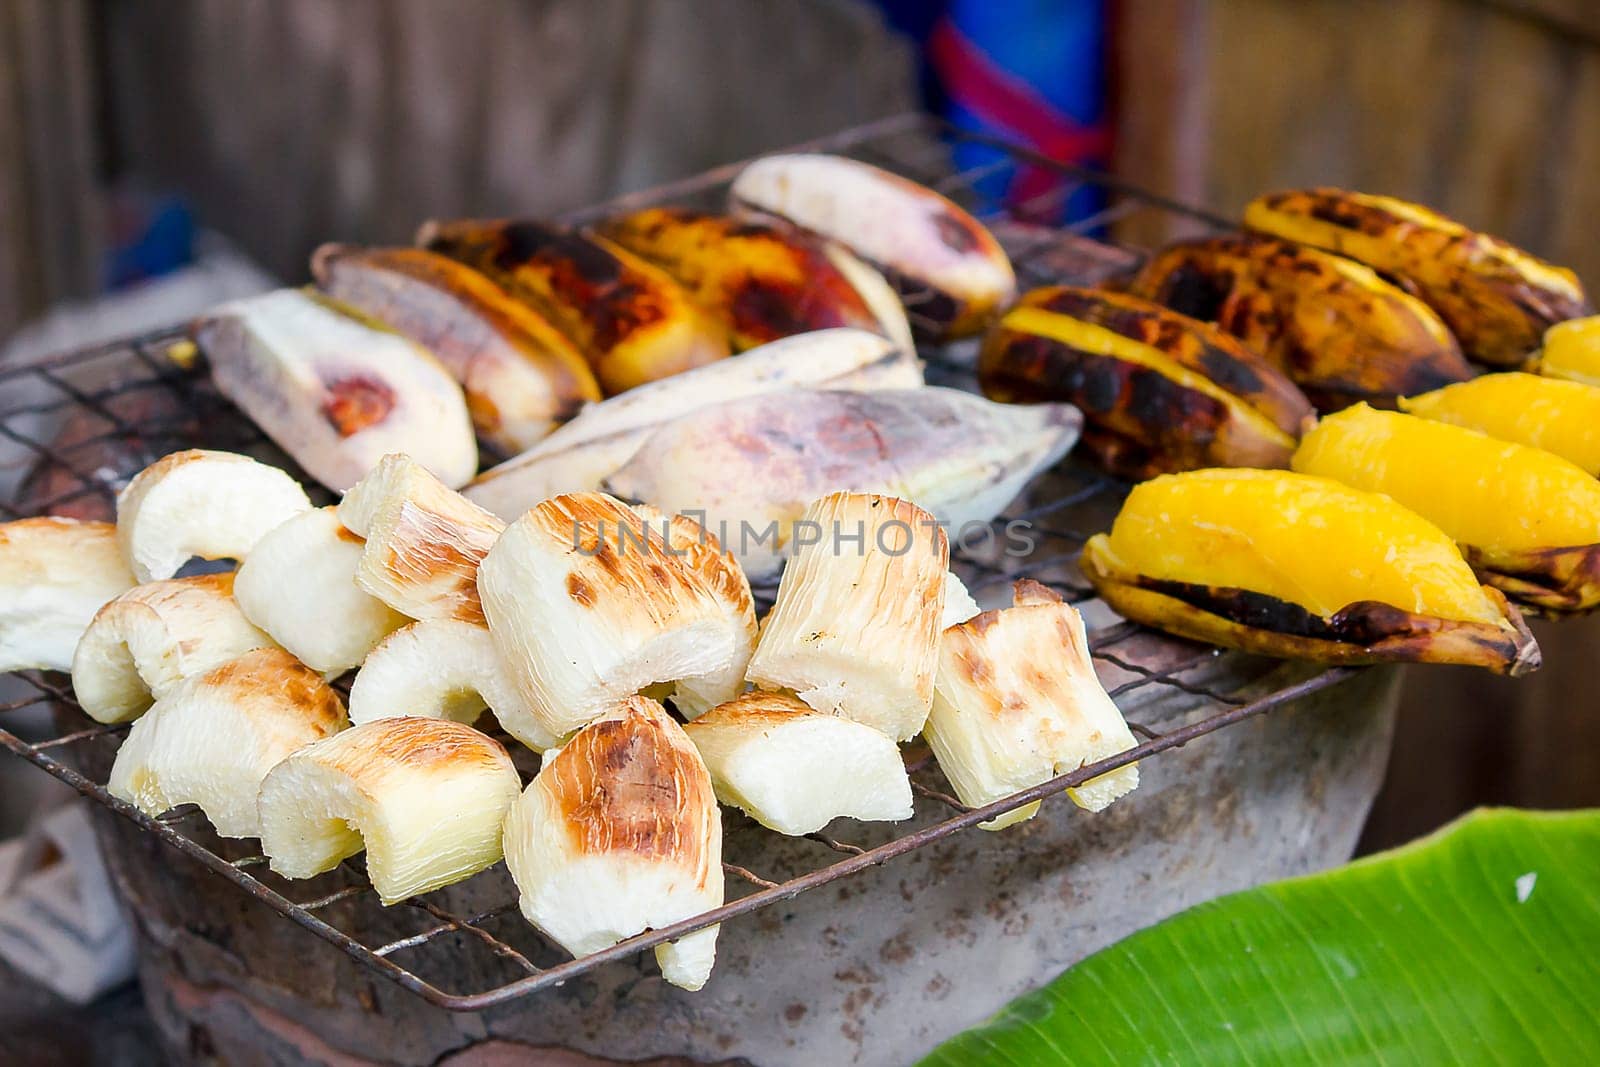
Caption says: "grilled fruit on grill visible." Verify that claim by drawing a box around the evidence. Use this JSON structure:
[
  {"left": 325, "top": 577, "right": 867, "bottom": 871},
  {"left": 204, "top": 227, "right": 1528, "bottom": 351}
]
[
  {"left": 747, "top": 493, "right": 947, "bottom": 740},
  {"left": 979, "top": 287, "right": 1313, "bottom": 477},
  {"left": 108, "top": 649, "right": 346, "bottom": 837},
  {"left": 346, "top": 618, "right": 560, "bottom": 752},
  {"left": 464, "top": 328, "right": 921, "bottom": 518},
  {"left": 926, "top": 580, "right": 1139, "bottom": 830},
  {"left": 258, "top": 717, "right": 520, "bottom": 904},
  {"left": 502, "top": 696, "right": 722, "bottom": 991},
  {"left": 1080, "top": 468, "right": 1539, "bottom": 674},
  {"left": 194, "top": 289, "right": 477, "bottom": 491},
  {"left": 312, "top": 244, "right": 602, "bottom": 453},
  {"left": 73, "top": 574, "right": 278, "bottom": 723},
  {"left": 1399, "top": 373, "right": 1600, "bottom": 477},
  {"left": 1536, "top": 316, "right": 1600, "bottom": 387},
  {"left": 730, "top": 153, "right": 1015, "bottom": 339},
  {"left": 1244, "top": 189, "right": 1589, "bottom": 367},
  {"left": 0, "top": 518, "right": 135, "bottom": 673},
  {"left": 417, "top": 218, "right": 730, "bottom": 395},
  {"left": 233, "top": 507, "right": 407, "bottom": 674},
  {"left": 117, "top": 449, "right": 312, "bottom": 582},
  {"left": 478, "top": 493, "right": 756, "bottom": 740},
  {"left": 602, "top": 387, "right": 1079, "bottom": 582},
  {"left": 337, "top": 454, "right": 505, "bottom": 624},
  {"left": 684, "top": 691, "right": 914, "bottom": 835},
  {"left": 1129, "top": 235, "right": 1472, "bottom": 409},
  {"left": 595, "top": 208, "right": 914, "bottom": 351},
  {"left": 1293, "top": 404, "right": 1600, "bottom": 614}
]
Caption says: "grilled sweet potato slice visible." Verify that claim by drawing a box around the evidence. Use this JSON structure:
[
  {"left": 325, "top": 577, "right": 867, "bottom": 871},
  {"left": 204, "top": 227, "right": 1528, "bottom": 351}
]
[{"left": 1080, "top": 468, "right": 1538, "bottom": 674}]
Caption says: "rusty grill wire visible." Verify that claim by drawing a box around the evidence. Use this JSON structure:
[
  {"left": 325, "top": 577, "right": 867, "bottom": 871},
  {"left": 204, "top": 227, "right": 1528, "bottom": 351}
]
[{"left": 0, "top": 114, "right": 1355, "bottom": 1011}]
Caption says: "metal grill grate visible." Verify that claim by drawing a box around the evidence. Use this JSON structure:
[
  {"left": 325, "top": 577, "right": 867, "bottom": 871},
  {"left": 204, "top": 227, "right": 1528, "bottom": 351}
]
[{"left": 0, "top": 113, "right": 1356, "bottom": 1011}]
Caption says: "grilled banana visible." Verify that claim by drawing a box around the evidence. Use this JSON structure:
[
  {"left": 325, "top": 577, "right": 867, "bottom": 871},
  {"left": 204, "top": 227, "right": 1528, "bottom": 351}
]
[
  {"left": 1536, "top": 315, "right": 1600, "bottom": 387},
  {"left": 463, "top": 327, "right": 921, "bottom": 518},
  {"left": 979, "top": 287, "right": 1312, "bottom": 477},
  {"left": 417, "top": 218, "right": 730, "bottom": 394},
  {"left": 1245, "top": 188, "right": 1589, "bottom": 366},
  {"left": 595, "top": 208, "right": 913, "bottom": 351},
  {"left": 1399, "top": 373, "right": 1600, "bottom": 477},
  {"left": 312, "top": 244, "right": 602, "bottom": 453},
  {"left": 1080, "top": 468, "right": 1538, "bottom": 673},
  {"left": 1293, "top": 404, "right": 1600, "bottom": 614},
  {"left": 730, "top": 153, "right": 1015, "bottom": 340},
  {"left": 1129, "top": 235, "right": 1472, "bottom": 410}
]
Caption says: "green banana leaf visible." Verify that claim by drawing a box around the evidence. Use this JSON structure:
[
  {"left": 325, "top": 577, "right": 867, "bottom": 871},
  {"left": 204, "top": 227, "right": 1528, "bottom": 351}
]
[{"left": 921, "top": 808, "right": 1600, "bottom": 1065}]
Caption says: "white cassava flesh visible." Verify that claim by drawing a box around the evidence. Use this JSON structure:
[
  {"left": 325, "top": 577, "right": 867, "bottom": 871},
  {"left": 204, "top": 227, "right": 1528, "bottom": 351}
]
[
  {"left": 601, "top": 388, "right": 1081, "bottom": 582},
  {"left": 477, "top": 493, "right": 756, "bottom": 740},
  {"left": 685, "top": 691, "right": 913, "bottom": 835},
  {"left": 0, "top": 518, "right": 136, "bottom": 672},
  {"left": 942, "top": 571, "right": 982, "bottom": 629},
  {"left": 257, "top": 717, "right": 520, "bottom": 904},
  {"left": 732, "top": 153, "right": 1016, "bottom": 338},
  {"left": 116, "top": 449, "right": 312, "bottom": 582},
  {"left": 233, "top": 506, "right": 407, "bottom": 673},
  {"left": 338, "top": 454, "right": 505, "bottom": 623},
  {"left": 502, "top": 697, "right": 722, "bottom": 990},
  {"left": 72, "top": 573, "right": 277, "bottom": 724},
  {"left": 925, "top": 579, "right": 1139, "bottom": 830},
  {"left": 463, "top": 328, "right": 923, "bottom": 519},
  {"left": 346, "top": 618, "right": 560, "bottom": 751},
  {"left": 746, "top": 493, "right": 948, "bottom": 740},
  {"left": 107, "top": 648, "right": 346, "bottom": 837},
  {"left": 193, "top": 288, "right": 477, "bottom": 492}
]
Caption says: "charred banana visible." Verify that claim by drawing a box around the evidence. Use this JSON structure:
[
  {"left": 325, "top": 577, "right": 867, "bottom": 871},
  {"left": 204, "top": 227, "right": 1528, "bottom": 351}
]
[
  {"left": 979, "top": 286, "right": 1313, "bottom": 477},
  {"left": 1293, "top": 404, "right": 1600, "bottom": 615},
  {"left": 1080, "top": 468, "right": 1538, "bottom": 674},
  {"left": 1535, "top": 316, "right": 1600, "bottom": 387},
  {"left": 1245, "top": 189, "right": 1589, "bottom": 367},
  {"left": 1399, "top": 373, "right": 1600, "bottom": 477},
  {"left": 417, "top": 218, "right": 730, "bottom": 395},
  {"left": 1129, "top": 234, "right": 1472, "bottom": 410}
]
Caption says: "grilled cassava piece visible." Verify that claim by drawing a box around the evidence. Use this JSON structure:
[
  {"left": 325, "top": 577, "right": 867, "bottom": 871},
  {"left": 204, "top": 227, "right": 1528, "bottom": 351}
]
[
  {"left": 731, "top": 153, "right": 1015, "bottom": 340},
  {"left": 596, "top": 207, "right": 914, "bottom": 352},
  {"left": 746, "top": 493, "right": 948, "bottom": 740},
  {"left": 1537, "top": 315, "right": 1600, "bottom": 387},
  {"left": 116, "top": 449, "right": 312, "bottom": 582},
  {"left": 464, "top": 327, "right": 922, "bottom": 518},
  {"left": 1129, "top": 234, "right": 1472, "bottom": 410},
  {"left": 312, "top": 244, "right": 602, "bottom": 452},
  {"left": 477, "top": 493, "right": 756, "bottom": 740},
  {"left": 258, "top": 717, "right": 520, "bottom": 904},
  {"left": 337, "top": 454, "right": 506, "bottom": 624},
  {"left": 926, "top": 580, "right": 1139, "bottom": 829},
  {"left": 418, "top": 218, "right": 730, "bottom": 394},
  {"left": 233, "top": 506, "right": 407, "bottom": 674},
  {"left": 502, "top": 696, "right": 723, "bottom": 991},
  {"left": 684, "top": 691, "right": 914, "bottom": 835},
  {"left": 1399, "top": 373, "right": 1600, "bottom": 477},
  {"left": 978, "top": 287, "right": 1312, "bottom": 477},
  {"left": 73, "top": 573, "right": 278, "bottom": 724},
  {"left": 346, "top": 618, "right": 560, "bottom": 752},
  {"left": 1293, "top": 405, "right": 1600, "bottom": 614},
  {"left": 0, "top": 518, "right": 135, "bottom": 673},
  {"left": 108, "top": 649, "right": 347, "bottom": 837},
  {"left": 1244, "top": 189, "right": 1589, "bottom": 367},
  {"left": 1080, "top": 469, "right": 1538, "bottom": 674},
  {"left": 602, "top": 387, "right": 1081, "bottom": 582},
  {"left": 193, "top": 288, "right": 477, "bottom": 491}
]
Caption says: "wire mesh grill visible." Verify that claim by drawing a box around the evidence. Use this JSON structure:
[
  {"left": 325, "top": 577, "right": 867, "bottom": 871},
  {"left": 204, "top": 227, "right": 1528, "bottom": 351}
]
[{"left": 0, "top": 113, "right": 1355, "bottom": 1011}]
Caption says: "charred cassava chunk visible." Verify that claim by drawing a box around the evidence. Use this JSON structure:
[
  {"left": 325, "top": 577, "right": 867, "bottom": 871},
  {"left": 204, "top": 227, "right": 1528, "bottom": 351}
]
[
  {"left": 979, "top": 286, "right": 1313, "bottom": 477},
  {"left": 418, "top": 218, "right": 730, "bottom": 395},
  {"left": 1293, "top": 404, "right": 1600, "bottom": 615},
  {"left": 1245, "top": 188, "right": 1590, "bottom": 367},
  {"left": 1129, "top": 234, "right": 1472, "bottom": 410},
  {"left": 1080, "top": 468, "right": 1538, "bottom": 674}
]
